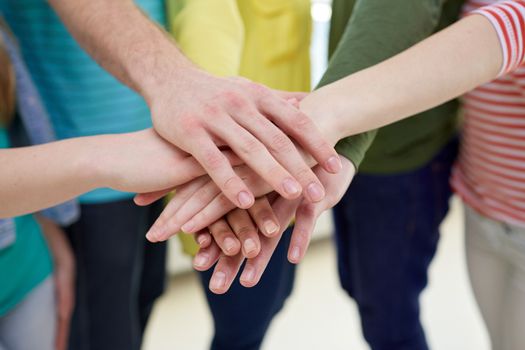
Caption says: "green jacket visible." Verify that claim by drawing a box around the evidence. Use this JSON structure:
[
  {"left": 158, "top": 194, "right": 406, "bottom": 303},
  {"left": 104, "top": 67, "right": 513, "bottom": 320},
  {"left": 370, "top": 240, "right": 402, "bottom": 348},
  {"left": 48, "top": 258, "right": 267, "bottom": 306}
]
[{"left": 320, "top": 0, "right": 464, "bottom": 173}]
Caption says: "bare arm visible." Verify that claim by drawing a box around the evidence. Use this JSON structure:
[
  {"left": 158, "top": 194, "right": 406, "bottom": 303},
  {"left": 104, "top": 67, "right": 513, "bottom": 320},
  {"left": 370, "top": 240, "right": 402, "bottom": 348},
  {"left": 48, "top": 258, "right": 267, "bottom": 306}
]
[
  {"left": 0, "top": 129, "right": 220, "bottom": 218},
  {"left": 47, "top": 0, "right": 341, "bottom": 207},
  {"left": 139, "top": 7, "right": 506, "bottom": 241},
  {"left": 302, "top": 14, "right": 502, "bottom": 141}
]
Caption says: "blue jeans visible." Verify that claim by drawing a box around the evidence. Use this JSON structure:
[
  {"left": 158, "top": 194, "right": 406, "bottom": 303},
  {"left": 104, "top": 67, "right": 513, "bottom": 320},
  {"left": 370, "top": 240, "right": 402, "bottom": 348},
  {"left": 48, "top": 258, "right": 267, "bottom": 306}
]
[
  {"left": 332, "top": 139, "right": 458, "bottom": 350},
  {"left": 199, "top": 228, "right": 296, "bottom": 350}
]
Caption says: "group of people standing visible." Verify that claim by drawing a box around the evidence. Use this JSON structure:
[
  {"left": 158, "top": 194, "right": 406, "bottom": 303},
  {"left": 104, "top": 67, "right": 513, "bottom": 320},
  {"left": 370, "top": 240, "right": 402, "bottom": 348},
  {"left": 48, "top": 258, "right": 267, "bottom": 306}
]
[{"left": 1, "top": 1, "right": 525, "bottom": 350}]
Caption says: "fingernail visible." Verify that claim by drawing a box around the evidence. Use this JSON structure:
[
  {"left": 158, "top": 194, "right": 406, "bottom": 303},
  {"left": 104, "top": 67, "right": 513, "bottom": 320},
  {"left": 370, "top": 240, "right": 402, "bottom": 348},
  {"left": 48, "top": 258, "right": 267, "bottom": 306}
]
[
  {"left": 283, "top": 178, "right": 301, "bottom": 196},
  {"left": 194, "top": 253, "right": 209, "bottom": 268},
  {"left": 146, "top": 226, "right": 162, "bottom": 242},
  {"left": 290, "top": 246, "right": 301, "bottom": 262},
  {"left": 210, "top": 271, "right": 226, "bottom": 291},
  {"left": 243, "top": 238, "right": 257, "bottom": 255},
  {"left": 197, "top": 234, "right": 207, "bottom": 246},
  {"left": 326, "top": 156, "right": 342, "bottom": 173},
  {"left": 181, "top": 220, "right": 195, "bottom": 233},
  {"left": 264, "top": 220, "right": 279, "bottom": 236},
  {"left": 307, "top": 182, "right": 325, "bottom": 202},
  {"left": 146, "top": 230, "right": 157, "bottom": 242},
  {"left": 238, "top": 191, "right": 253, "bottom": 208},
  {"left": 241, "top": 266, "right": 256, "bottom": 283},
  {"left": 223, "top": 237, "right": 237, "bottom": 254}
]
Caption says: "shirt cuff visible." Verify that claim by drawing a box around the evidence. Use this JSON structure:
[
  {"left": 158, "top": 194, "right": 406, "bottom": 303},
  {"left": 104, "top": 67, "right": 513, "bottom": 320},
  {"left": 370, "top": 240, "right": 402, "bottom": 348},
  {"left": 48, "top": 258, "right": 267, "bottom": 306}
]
[{"left": 471, "top": 0, "right": 525, "bottom": 76}]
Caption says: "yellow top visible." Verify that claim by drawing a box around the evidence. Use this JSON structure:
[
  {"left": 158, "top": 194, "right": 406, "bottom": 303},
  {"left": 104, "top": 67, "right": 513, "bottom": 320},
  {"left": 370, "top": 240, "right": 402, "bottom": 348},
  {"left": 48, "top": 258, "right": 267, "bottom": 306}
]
[
  {"left": 165, "top": 0, "right": 312, "bottom": 255},
  {"left": 166, "top": 0, "right": 311, "bottom": 88}
]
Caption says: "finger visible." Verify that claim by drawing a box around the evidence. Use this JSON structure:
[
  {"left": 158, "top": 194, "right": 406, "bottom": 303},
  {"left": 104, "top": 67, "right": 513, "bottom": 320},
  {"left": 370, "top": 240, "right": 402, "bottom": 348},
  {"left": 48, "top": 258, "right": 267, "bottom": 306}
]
[
  {"left": 55, "top": 281, "right": 74, "bottom": 350},
  {"left": 193, "top": 238, "right": 222, "bottom": 271},
  {"left": 177, "top": 181, "right": 221, "bottom": 233},
  {"left": 134, "top": 150, "right": 245, "bottom": 207},
  {"left": 56, "top": 317, "right": 69, "bottom": 350},
  {"left": 232, "top": 110, "right": 326, "bottom": 203},
  {"left": 146, "top": 176, "right": 209, "bottom": 242},
  {"left": 134, "top": 188, "right": 173, "bottom": 206},
  {"left": 273, "top": 90, "right": 309, "bottom": 102},
  {"left": 226, "top": 208, "right": 260, "bottom": 259},
  {"left": 247, "top": 196, "right": 280, "bottom": 237},
  {"left": 179, "top": 167, "right": 272, "bottom": 234},
  {"left": 180, "top": 193, "right": 236, "bottom": 234},
  {"left": 239, "top": 196, "right": 301, "bottom": 288},
  {"left": 190, "top": 131, "right": 255, "bottom": 209},
  {"left": 288, "top": 200, "right": 319, "bottom": 264},
  {"left": 259, "top": 93, "right": 342, "bottom": 174},
  {"left": 194, "top": 231, "right": 212, "bottom": 249},
  {"left": 208, "top": 219, "right": 241, "bottom": 256},
  {"left": 209, "top": 253, "right": 244, "bottom": 295},
  {"left": 211, "top": 118, "right": 303, "bottom": 200}
]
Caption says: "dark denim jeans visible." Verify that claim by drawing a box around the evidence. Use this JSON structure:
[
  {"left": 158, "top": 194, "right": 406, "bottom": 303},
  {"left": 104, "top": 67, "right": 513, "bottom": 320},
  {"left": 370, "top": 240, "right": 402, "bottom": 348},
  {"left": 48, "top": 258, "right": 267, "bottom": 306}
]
[
  {"left": 199, "top": 228, "right": 296, "bottom": 350},
  {"left": 65, "top": 199, "right": 167, "bottom": 350},
  {"left": 332, "top": 139, "right": 458, "bottom": 350}
]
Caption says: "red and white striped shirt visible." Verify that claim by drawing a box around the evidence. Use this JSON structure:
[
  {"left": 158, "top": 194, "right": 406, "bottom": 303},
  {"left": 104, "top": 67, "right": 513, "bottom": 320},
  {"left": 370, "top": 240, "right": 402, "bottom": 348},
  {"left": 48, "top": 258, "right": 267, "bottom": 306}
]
[{"left": 451, "top": 0, "right": 525, "bottom": 226}]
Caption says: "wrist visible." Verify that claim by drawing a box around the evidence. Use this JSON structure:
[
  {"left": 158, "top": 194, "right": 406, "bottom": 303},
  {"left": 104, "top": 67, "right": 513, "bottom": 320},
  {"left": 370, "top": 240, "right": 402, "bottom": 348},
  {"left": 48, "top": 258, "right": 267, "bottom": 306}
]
[
  {"left": 74, "top": 134, "right": 120, "bottom": 191},
  {"left": 136, "top": 46, "right": 195, "bottom": 107},
  {"left": 300, "top": 86, "right": 346, "bottom": 146}
]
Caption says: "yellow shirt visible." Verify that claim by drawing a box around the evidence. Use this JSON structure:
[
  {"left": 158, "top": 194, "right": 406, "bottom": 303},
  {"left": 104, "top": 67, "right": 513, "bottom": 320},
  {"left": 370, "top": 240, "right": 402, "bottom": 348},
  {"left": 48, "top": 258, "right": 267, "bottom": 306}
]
[{"left": 165, "top": 0, "right": 312, "bottom": 254}]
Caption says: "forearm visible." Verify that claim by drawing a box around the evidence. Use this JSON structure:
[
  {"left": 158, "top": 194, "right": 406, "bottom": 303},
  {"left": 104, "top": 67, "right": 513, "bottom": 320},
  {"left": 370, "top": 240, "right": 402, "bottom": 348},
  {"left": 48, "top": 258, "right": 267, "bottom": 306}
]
[
  {"left": 0, "top": 136, "right": 111, "bottom": 218},
  {"left": 48, "top": 0, "right": 192, "bottom": 102},
  {"left": 301, "top": 0, "right": 452, "bottom": 167},
  {"left": 311, "top": 14, "right": 501, "bottom": 140}
]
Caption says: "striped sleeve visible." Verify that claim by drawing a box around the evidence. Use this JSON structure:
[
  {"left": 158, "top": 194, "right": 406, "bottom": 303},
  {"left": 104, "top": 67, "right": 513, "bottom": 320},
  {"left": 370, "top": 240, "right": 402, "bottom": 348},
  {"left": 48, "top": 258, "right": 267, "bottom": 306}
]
[{"left": 471, "top": 0, "right": 525, "bottom": 76}]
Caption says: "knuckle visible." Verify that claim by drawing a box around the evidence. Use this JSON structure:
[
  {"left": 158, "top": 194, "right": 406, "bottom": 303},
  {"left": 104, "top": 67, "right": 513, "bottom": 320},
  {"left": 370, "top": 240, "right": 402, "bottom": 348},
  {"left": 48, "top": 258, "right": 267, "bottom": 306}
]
[
  {"left": 223, "top": 90, "right": 247, "bottom": 109},
  {"left": 309, "top": 136, "right": 331, "bottom": 154},
  {"left": 253, "top": 206, "right": 272, "bottom": 219},
  {"left": 215, "top": 228, "right": 233, "bottom": 239},
  {"left": 203, "top": 104, "right": 221, "bottom": 117},
  {"left": 202, "top": 149, "right": 226, "bottom": 171},
  {"left": 222, "top": 176, "right": 240, "bottom": 193},
  {"left": 216, "top": 193, "right": 234, "bottom": 208},
  {"left": 294, "top": 227, "right": 311, "bottom": 244},
  {"left": 238, "top": 136, "right": 262, "bottom": 155},
  {"left": 193, "top": 211, "right": 210, "bottom": 227},
  {"left": 252, "top": 83, "right": 270, "bottom": 96},
  {"left": 268, "top": 133, "right": 293, "bottom": 153},
  {"left": 298, "top": 203, "right": 315, "bottom": 218},
  {"left": 292, "top": 113, "right": 313, "bottom": 130},
  {"left": 236, "top": 226, "right": 254, "bottom": 237},
  {"left": 179, "top": 115, "right": 202, "bottom": 133},
  {"left": 295, "top": 167, "right": 315, "bottom": 183}
]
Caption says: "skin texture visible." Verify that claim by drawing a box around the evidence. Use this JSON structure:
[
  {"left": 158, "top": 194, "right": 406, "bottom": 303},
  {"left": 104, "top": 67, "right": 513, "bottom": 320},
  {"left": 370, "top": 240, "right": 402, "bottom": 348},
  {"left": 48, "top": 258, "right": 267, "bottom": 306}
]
[
  {"left": 194, "top": 155, "right": 355, "bottom": 294},
  {"left": 145, "top": 14, "right": 503, "bottom": 242},
  {"left": 47, "top": 0, "right": 342, "bottom": 209},
  {"left": 0, "top": 129, "right": 241, "bottom": 218},
  {"left": 139, "top": 13, "right": 506, "bottom": 292}
]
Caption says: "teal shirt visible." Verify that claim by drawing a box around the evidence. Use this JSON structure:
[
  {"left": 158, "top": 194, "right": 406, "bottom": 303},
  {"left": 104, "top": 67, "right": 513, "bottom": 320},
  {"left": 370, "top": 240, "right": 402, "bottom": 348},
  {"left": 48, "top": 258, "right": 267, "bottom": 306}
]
[
  {"left": 0, "top": 0, "right": 165, "bottom": 203},
  {"left": 0, "top": 128, "right": 53, "bottom": 317}
]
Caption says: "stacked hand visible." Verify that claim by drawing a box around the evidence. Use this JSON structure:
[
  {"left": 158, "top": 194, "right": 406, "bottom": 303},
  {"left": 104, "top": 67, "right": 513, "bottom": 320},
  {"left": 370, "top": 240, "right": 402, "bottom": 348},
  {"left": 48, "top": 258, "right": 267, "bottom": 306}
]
[
  {"left": 136, "top": 154, "right": 354, "bottom": 294},
  {"left": 147, "top": 70, "right": 342, "bottom": 207},
  {"left": 130, "top": 73, "right": 352, "bottom": 294}
]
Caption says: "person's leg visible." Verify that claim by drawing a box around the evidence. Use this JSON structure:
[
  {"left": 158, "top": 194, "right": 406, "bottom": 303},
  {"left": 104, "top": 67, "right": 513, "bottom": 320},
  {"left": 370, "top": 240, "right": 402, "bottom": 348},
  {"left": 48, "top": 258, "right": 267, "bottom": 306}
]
[
  {"left": 464, "top": 205, "right": 509, "bottom": 350},
  {"left": 333, "top": 140, "right": 457, "bottom": 350},
  {"left": 503, "top": 223, "right": 525, "bottom": 350},
  {"left": 138, "top": 200, "right": 167, "bottom": 334},
  {"left": 0, "top": 277, "right": 56, "bottom": 350},
  {"left": 66, "top": 199, "right": 154, "bottom": 350},
  {"left": 199, "top": 228, "right": 296, "bottom": 350}
]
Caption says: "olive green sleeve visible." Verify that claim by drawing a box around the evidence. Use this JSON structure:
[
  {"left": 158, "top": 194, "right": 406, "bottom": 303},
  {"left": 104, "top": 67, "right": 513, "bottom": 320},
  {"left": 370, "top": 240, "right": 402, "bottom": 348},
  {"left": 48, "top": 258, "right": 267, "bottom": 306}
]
[{"left": 317, "top": 0, "right": 449, "bottom": 168}]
